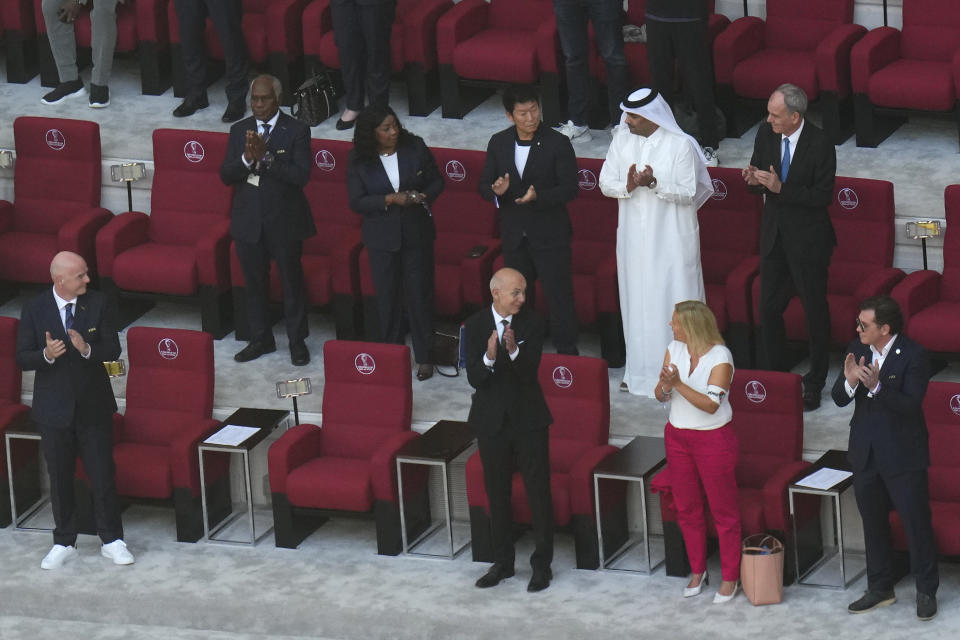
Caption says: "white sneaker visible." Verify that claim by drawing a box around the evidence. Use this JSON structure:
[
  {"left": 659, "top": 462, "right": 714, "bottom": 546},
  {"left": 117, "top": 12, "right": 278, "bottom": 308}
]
[
  {"left": 101, "top": 539, "right": 135, "bottom": 565},
  {"left": 40, "top": 544, "right": 78, "bottom": 570},
  {"left": 553, "top": 120, "right": 592, "bottom": 142},
  {"left": 702, "top": 146, "right": 720, "bottom": 167}
]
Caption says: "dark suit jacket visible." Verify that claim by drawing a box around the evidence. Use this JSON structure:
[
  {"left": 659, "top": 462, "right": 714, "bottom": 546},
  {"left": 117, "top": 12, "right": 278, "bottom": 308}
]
[
  {"left": 831, "top": 334, "right": 930, "bottom": 474},
  {"left": 346, "top": 135, "right": 444, "bottom": 251},
  {"left": 749, "top": 121, "right": 837, "bottom": 264},
  {"left": 220, "top": 111, "right": 316, "bottom": 246},
  {"left": 16, "top": 289, "right": 121, "bottom": 429},
  {"left": 465, "top": 307, "right": 552, "bottom": 437},
  {"left": 478, "top": 124, "right": 577, "bottom": 251}
]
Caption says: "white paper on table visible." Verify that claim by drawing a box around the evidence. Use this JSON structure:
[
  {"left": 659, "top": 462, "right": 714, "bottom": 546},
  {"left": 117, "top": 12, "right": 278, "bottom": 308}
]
[
  {"left": 794, "top": 467, "right": 853, "bottom": 490},
  {"left": 203, "top": 424, "right": 261, "bottom": 446}
]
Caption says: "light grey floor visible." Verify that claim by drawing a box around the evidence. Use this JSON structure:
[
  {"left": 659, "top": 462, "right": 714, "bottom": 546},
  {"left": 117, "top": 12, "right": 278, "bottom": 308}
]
[{"left": 2, "top": 58, "right": 960, "bottom": 639}]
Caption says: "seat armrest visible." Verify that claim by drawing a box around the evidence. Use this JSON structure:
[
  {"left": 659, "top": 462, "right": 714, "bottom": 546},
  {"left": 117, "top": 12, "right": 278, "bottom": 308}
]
[
  {"left": 268, "top": 423, "right": 323, "bottom": 493},
  {"left": 891, "top": 270, "right": 941, "bottom": 320},
  {"left": 436, "top": 0, "right": 488, "bottom": 65},
  {"left": 95, "top": 211, "right": 150, "bottom": 278},
  {"left": 535, "top": 15, "right": 560, "bottom": 74},
  {"left": 135, "top": 0, "right": 170, "bottom": 44},
  {"left": 724, "top": 255, "right": 761, "bottom": 324},
  {"left": 460, "top": 239, "right": 501, "bottom": 306},
  {"left": 370, "top": 430, "right": 419, "bottom": 503},
  {"left": 266, "top": 0, "right": 309, "bottom": 58},
  {"left": 402, "top": 0, "right": 450, "bottom": 70},
  {"left": 850, "top": 26, "right": 901, "bottom": 94},
  {"left": 568, "top": 444, "right": 620, "bottom": 516},
  {"left": 195, "top": 219, "right": 232, "bottom": 288},
  {"left": 853, "top": 267, "right": 905, "bottom": 302},
  {"left": 0, "top": 200, "right": 14, "bottom": 234},
  {"left": 712, "top": 17, "right": 765, "bottom": 84},
  {"left": 169, "top": 418, "right": 222, "bottom": 491},
  {"left": 815, "top": 23, "right": 867, "bottom": 97},
  {"left": 330, "top": 226, "right": 363, "bottom": 297},
  {"left": 57, "top": 208, "right": 114, "bottom": 271},
  {"left": 761, "top": 460, "right": 811, "bottom": 533}
]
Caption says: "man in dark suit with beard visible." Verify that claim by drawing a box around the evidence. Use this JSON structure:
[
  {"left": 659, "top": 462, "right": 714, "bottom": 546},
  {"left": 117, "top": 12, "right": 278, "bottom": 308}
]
[
  {"left": 221, "top": 74, "right": 315, "bottom": 366},
  {"left": 17, "top": 251, "right": 133, "bottom": 569},
  {"left": 465, "top": 267, "right": 554, "bottom": 592}
]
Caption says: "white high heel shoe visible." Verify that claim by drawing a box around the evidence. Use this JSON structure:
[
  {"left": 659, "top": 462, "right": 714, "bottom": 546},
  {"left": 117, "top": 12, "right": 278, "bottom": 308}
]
[
  {"left": 682, "top": 572, "right": 708, "bottom": 598},
  {"left": 713, "top": 581, "right": 739, "bottom": 604}
]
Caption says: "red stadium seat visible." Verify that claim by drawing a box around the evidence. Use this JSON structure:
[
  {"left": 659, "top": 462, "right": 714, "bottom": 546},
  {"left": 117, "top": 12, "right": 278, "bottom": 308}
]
[
  {"left": 268, "top": 341, "right": 423, "bottom": 553},
  {"left": 0, "top": 316, "right": 32, "bottom": 528},
  {"left": 851, "top": 0, "right": 960, "bottom": 150},
  {"left": 0, "top": 117, "right": 112, "bottom": 292},
  {"left": 2, "top": 0, "right": 38, "bottom": 82},
  {"left": 713, "top": 0, "right": 864, "bottom": 143},
  {"left": 95, "top": 129, "right": 234, "bottom": 338},
  {"left": 466, "top": 353, "right": 617, "bottom": 569}
]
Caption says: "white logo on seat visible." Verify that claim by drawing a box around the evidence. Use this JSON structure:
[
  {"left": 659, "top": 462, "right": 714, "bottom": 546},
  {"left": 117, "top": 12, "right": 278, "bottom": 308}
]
[
  {"left": 315, "top": 149, "right": 336, "bottom": 171},
  {"left": 552, "top": 366, "right": 573, "bottom": 389},
  {"left": 45, "top": 129, "right": 66, "bottom": 151},
  {"left": 355, "top": 353, "right": 376, "bottom": 375},
  {"left": 445, "top": 160, "right": 466, "bottom": 182},
  {"left": 158, "top": 338, "right": 179, "bottom": 360},
  {"left": 745, "top": 380, "right": 767, "bottom": 403},
  {"left": 837, "top": 187, "right": 858, "bottom": 210},
  {"left": 577, "top": 169, "right": 597, "bottom": 191},
  {"left": 184, "top": 141, "right": 205, "bottom": 163},
  {"left": 950, "top": 394, "right": 960, "bottom": 417},
  {"left": 711, "top": 178, "right": 728, "bottom": 200}
]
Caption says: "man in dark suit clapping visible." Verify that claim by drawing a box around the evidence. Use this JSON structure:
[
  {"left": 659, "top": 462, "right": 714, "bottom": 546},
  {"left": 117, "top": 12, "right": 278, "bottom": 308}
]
[
  {"left": 465, "top": 267, "right": 554, "bottom": 592},
  {"left": 479, "top": 84, "right": 580, "bottom": 355},
  {"left": 16, "top": 251, "right": 133, "bottom": 569},
  {"left": 221, "top": 75, "right": 315, "bottom": 366}
]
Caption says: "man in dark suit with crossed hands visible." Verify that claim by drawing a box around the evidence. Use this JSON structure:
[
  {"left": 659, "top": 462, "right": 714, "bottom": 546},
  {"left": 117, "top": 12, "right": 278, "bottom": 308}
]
[{"left": 465, "top": 267, "right": 554, "bottom": 592}]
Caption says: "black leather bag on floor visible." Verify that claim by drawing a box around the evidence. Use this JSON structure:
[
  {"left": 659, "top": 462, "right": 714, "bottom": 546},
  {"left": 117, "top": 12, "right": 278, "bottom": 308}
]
[{"left": 292, "top": 71, "right": 337, "bottom": 127}]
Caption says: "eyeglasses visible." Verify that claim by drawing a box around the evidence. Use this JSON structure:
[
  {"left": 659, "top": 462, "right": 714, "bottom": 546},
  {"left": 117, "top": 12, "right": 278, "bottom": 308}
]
[{"left": 855, "top": 317, "right": 873, "bottom": 331}]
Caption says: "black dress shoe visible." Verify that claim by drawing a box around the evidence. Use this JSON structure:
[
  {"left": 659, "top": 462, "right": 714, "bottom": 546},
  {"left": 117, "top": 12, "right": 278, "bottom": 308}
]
[
  {"left": 848, "top": 590, "right": 895, "bottom": 614},
  {"left": 475, "top": 563, "right": 514, "bottom": 588},
  {"left": 222, "top": 99, "right": 246, "bottom": 123},
  {"left": 335, "top": 117, "right": 356, "bottom": 131},
  {"left": 290, "top": 341, "right": 310, "bottom": 366},
  {"left": 416, "top": 364, "right": 434, "bottom": 381},
  {"left": 234, "top": 340, "right": 277, "bottom": 363},
  {"left": 917, "top": 592, "right": 937, "bottom": 621},
  {"left": 802, "top": 389, "right": 821, "bottom": 412},
  {"left": 173, "top": 95, "right": 209, "bottom": 118},
  {"left": 527, "top": 567, "right": 552, "bottom": 592}
]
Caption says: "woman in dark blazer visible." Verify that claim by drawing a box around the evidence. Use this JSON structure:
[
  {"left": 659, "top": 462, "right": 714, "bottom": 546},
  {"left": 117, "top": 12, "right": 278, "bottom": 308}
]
[{"left": 347, "top": 105, "right": 443, "bottom": 380}]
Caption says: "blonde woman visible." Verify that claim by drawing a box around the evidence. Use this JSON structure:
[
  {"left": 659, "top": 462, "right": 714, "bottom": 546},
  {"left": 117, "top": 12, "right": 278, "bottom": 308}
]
[{"left": 655, "top": 300, "right": 740, "bottom": 604}]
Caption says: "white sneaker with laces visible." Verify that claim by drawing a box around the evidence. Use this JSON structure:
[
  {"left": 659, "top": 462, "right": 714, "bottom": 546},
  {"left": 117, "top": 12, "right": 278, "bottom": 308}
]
[
  {"left": 553, "top": 120, "right": 592, "bottom": 142},
  {"left": 101, "top": 539, "right": 135, "bottom": 565},
  {"left": 40, "top": 544, "right": 78, "bottom": 570},
  {"left": 702, "top": 146, "right": 720, "bottom": 167}
]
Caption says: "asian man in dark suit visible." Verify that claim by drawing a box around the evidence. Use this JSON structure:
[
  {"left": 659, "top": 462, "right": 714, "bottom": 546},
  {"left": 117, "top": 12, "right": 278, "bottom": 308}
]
[
  {"left": 743, "top": 83, "right": 836, "bottom": 411},
  {"left": 831, "top": 295, "right": 938, "bottom": 621},
  {"left": 465, "top": 267, "right": 554, "bottom": 592},
  {"left": 221, "top": 75, "right": 315, "bottom": 366},
  {"left": 16, "top": 251, "right": 133, "bottom": 569},
  {"left": 479, "top": 84, "right": 580, "bottom": 356}
]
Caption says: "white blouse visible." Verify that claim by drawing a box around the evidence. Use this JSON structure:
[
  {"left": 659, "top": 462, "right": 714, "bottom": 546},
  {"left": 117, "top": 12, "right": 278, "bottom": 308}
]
[
  {"left": 666, "top": 340, "right": 734, "bottom": 430},
  {"left": 379, "top": 152, "right": 400, "bottom": 192}
]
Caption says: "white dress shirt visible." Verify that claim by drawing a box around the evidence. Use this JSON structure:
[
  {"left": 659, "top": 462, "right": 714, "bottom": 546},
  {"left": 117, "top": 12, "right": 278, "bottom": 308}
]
[
  {"left": 844, "top": 334, "right": 898, "bottom": 397},
  {"left": 44, "top": 286, "right": 91, "bottom": 362},
  {"left": 482, "top": 305, "right": 520, "bottom": 368}
]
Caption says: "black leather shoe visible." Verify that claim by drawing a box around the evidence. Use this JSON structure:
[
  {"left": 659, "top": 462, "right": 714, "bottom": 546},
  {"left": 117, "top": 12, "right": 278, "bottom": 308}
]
[
  {"left": 416, "top": 364, "right": 434, "bottom": 381},
  {"left": 527, "top": 567, "right": 552, "bottom": 592},
  {"left": 222, "top": 99, "right": 246, "bottom": 123},
  {"left": 848, "top": 590, "right": 895, "bottom": 614},
  {"left": 234, "top": 340, "right": 277, "bottom": 363},
  {"left": 475, "top": 563, "right": 514, "bottom": 588},
  {"left": 917, "top": 593, "right": 937, "bottom": 621},
  {"left": 802, "top": 389, "right": 821, "bottom": 412},
  {"left": 290, "top": 341, "right": 310, "bottom": 366},
  {"left": 335, "top": 117, "right": 356, "bottom": 131},
  {"left": 173, "top": 95, "right": 209, "bottom": 118}
]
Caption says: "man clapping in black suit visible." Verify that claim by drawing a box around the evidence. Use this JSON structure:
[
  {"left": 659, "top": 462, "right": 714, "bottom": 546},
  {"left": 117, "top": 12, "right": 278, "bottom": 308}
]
[
  {"left": 465, "top": 267, "right": 554, "bottom": 592},
  {"left": 221, "top": 75, "right": 315, "bottom": 366},
  {"left": 16, "top": 251, "right": 133, "bottom": 569}
]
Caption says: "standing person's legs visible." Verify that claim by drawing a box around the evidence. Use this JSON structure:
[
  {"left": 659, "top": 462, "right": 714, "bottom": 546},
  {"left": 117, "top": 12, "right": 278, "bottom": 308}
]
[
  {"left": 359, "top": 0, "right": 395, "bottom": 108},
  {"left": 42, "top": 0, "right": 80, "bottom": 83},
  {"left": 206, "top": 0, "right": 250, "bottom": 104},
  {"left": 76, "top": 419, "right": 123, "bottom": 544},
  {"left": 175, "top": 0, "right": 210, "bottom": 101},
  {"left": 234, "top": 238, "right": 275, "bottom": 346},
  {"left": 664, "top": 423, "right": 709, "bottom": 576},
  {"left": 367, "top": 247, "right": 404, "bottom": 345},
  {"left": 759, "top": 237, "right": 795, "bottom": 372},
  {"left": 38, "top": 423, "right": 80, "bottom": 547},
  {"left": 788, "top": 252, "right": 832, "bottom": 393},
  {"left": 694, "top": 425, "right": 741, "bottom": 582},
  {"left": 477, "top": 433, "right": 516, "bottom": 570},
  {"left": 677, "top": 19, "right": 718, "bottom": 149},
  {"left": 400, "top": 243, "right": 435, "bottom": 364},
  {"left": 515, "top": 427, "right": 553, "bottom": 571},
  {"left": 502, "top": 242, "right": 539, "bottom": 312},
  {"left": 885, "top": 469, "right": 939, "bottom": 597},
  {"left": 853, "top": 466, "right": 896, "bottom": 593},
  {"left": 588, "top": 0, "right": 628, "bottom": 127},
  {"left": 331, "top": 0, "right": 367, "bottom": 113},
  {"left": 553, "top": 0, "right": 590, "bottom": 127},
  {"left": 645, "top": 19, "right": 676, "bottom": 104},
  {"left": 89, "top": 0, "right": 119, "bottom": 87},
  {"left": 531, "top": 244, "right": 578, "bottom": 354},
  {"left": 270, "top": 236, "right": 309, "bottom": 346}
]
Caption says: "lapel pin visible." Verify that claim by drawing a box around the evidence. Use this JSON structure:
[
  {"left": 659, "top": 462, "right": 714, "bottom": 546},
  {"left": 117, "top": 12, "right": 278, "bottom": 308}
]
[{"left": 895, "top": 348, "right": 900, "bottom": 355}]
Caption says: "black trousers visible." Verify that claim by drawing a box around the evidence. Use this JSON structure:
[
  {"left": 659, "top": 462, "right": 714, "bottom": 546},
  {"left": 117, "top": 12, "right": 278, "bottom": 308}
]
[
  {"left": 477, "top": 425, "right": 553, "bottom": 571},
  {"left": 175, "top": 0, "right": 249, "bottom": 102},
  {"left": 235, "top": 233, "right": 309, "bottom": 345},
  {"left": 39, "top": 419, "right": 123, "bottom": 547},
  {"left": 759, "top": 233, "right": 832, "bottom": 392},
  {"left": 366, "top": 243, "right": 434, "bottom": 364},
  {"left": 853, "top": 459, "right": 939, "bottom": 596},
  {"left": 330, "top": 0, "right": 396, "bottom": 112},
  {"left": 646, "top": 17, "right": 719, "bottom": 148},
  {"left": 503, "top": 239, "right": 578, "bottom": 354}
]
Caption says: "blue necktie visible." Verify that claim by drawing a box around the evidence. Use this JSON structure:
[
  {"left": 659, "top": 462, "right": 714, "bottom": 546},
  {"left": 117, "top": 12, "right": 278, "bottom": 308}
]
[
  {"left": 260, "top": 122, "right": 271, "bottom": 139},
  {"left": 64, "top": 302, "right": 74, "bottom": 331},
  {"left": 780, "top": 138, "right": 791, "bottom": 183}
]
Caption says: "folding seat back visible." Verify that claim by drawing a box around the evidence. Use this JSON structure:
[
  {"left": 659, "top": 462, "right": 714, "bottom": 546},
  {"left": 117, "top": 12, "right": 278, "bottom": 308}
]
[
  {"left": 538, "top": 354, "right": 609, "bottom": 473},
  {"left": 148, "top": 129, "right": 232, "bottom": 246},
  {"left": 121, "top": 326, "right": 215, "bottom": 446},
  {"left": 901, "top": 0, "right": 960, "bottom": 62},
  {"left": 303, "top": 139, "right": 359, "bottom": 256},
  {"left": 320, "top": 341, "right": 412, "bottom": 459},
  {"left": 923, "top": 382, "right": 960, "bottom": 505},
  {"left": 764, "top": 0, "right": 853, "bottom": 52},
  {"left": 0, "top": 317, "right": 21, "bottom": 404},
  {"left": 699, "top": 167, "right": 762, "bottom": 288},
  {"left": 942, "top": 186, "right": 960, "bottom": 302},
  {"left": 728, "top": 369, "right": 803, "bottom": 490},
  {"left": 827, "top": 177, "right": 895, "bottom": 296},
  {"left": 430, "top": 147, "right": 496, "bottom": 260},
  {"left": 10, "top": 117, "right": 102, "bottom": 234},
  {"left": 569, "top": 158, "right": 617, "bottom": 279},
  {"left": 489, "top": 0, "right": 549, "bottom": 30}
]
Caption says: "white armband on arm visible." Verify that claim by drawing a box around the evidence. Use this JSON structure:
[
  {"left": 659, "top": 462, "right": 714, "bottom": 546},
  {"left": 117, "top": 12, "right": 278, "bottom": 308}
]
[{"left": 705, "top": 384, "right": 727, "bottom": 406}]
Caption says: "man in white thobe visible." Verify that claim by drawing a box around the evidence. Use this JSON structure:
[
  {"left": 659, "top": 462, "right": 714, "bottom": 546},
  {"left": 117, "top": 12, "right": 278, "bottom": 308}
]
[{"left": 600, "top": 87, "right": 713, "bottom": 395}]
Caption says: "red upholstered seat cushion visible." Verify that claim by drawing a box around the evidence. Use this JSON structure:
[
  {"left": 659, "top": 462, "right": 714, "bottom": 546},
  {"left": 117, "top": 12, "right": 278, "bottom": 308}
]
[
  {"left": 0, "top": 232, "right": 58, "bottom": 284},
  {"left": 318, "top": 31, "right": 338, "bottom": 68},
  {"left": 433, "top": 263, "right": 464, "bottom": 316},
  {"left": 868, "top": 60, "right": 956, "bottom": 112},
  {"left": 286, "top": 456, "right": 373, "bottom": 511},
  {"left": 452, "top": 30, "right": 538, "bottom": 83},
  {"left": 732, "top": 50, "right": 818, "bottom": 100},
  {"left": 512, "top": 472, "right": 572, "bottom": 527},
  {"left": 737, "top": 488, "right": 765, "bottom": 535},
  {"left": 112, "top": 443, "right": 172, "bottom": 499},
  {"left": 907, "top": 302, "right": 960, "bottom": 354},
  {"left": 301, "top": 254, "right": 335, "bottom": 304},
  {"left": 112, "top": 244, "right": 199, "bottom": 296}
]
